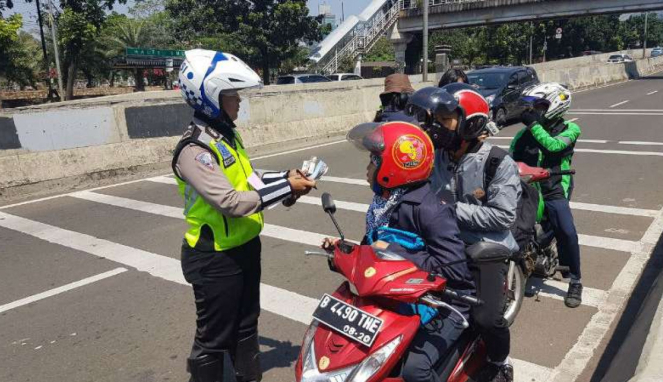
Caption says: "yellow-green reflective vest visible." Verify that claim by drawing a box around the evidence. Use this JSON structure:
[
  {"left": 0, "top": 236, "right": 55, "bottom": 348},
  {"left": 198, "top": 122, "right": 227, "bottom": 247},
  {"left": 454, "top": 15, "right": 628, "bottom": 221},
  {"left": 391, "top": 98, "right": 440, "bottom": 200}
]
[{"left": 176, "top": 133, "right": 264, "bottom": 251}]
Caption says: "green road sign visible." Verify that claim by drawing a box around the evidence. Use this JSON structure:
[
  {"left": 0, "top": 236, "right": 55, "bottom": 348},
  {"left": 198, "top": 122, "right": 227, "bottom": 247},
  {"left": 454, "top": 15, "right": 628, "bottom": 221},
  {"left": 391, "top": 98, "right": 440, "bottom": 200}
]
[{"left": 126, "top": 48, "right": 185, "bottom": 58}]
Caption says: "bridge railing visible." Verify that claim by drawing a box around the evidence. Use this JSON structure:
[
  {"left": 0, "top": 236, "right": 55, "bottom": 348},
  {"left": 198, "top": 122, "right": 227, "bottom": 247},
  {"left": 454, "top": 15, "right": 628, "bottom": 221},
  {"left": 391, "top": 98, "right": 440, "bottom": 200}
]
[
  {"left": 401, "top": 0, "right": 486, "bottom": 9},
  {"left": 319, "top": 1, "right": 402, "bottom": 74}
]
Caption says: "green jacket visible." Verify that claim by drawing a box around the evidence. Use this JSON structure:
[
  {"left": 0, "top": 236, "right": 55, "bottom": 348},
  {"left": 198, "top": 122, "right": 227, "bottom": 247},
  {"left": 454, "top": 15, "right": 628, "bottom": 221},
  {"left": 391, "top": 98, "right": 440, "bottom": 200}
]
[{"left": 510, "top": 119, "right": 581, "bottom": 200}]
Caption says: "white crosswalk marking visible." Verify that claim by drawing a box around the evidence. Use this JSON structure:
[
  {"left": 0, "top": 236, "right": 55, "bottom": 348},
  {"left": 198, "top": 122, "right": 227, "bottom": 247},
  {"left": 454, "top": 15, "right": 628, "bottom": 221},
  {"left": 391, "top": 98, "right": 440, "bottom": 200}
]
[
  {"left": 526, "top": 278, "right": 607, "bottom": 308},
  {"left": 0, "top": 209, "right": 553, "bottom": 381}
]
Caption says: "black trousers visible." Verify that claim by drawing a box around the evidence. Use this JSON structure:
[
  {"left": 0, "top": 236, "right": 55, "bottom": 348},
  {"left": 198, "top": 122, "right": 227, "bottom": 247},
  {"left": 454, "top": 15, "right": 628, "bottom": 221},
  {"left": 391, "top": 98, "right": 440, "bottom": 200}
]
[
  {"left": 471, "top": 261, "right": 510, "bottom": 363},
  {"left": 181, "top": 237, "right": 262, "bottom": 378}
]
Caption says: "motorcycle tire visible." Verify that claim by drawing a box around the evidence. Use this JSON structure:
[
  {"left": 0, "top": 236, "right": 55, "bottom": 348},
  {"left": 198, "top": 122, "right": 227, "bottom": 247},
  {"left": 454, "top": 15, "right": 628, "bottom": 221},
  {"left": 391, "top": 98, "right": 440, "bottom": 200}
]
[{"left": 503, "top": 260, "right": 525, "bottom": 327}]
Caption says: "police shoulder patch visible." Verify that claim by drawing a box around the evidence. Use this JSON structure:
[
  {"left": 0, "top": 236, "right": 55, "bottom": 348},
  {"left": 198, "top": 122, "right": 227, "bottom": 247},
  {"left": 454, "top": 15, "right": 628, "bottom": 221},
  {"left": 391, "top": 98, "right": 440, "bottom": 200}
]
[{"left": 195, "top": 152, "right": 215, "bottom": 170}]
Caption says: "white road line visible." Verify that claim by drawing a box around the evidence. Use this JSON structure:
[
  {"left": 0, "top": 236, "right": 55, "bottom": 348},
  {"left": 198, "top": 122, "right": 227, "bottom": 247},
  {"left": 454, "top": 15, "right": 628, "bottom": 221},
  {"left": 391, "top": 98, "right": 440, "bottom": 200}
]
[
  {"left": 489, "top": 137, "right": 610, "bottom": 144},
  {"left": 647, "top": 90, "right": 659, "bottom": 95},
  {"left": 0, "top": 211, "right": 316, "bottom": 325},
  {"left": 494, "top": 145, "right": 663, "bottom": 157},
  {"left": 70, "top": 191, "right": 329, "bottom": 246},
  {"left": 572, "top": 109, "right": 663, "bottom": 112},
  {"left": 550, "top": 207, "right": 663, "bottom": 382},
  {"left": 252, "top": 140, "right": 346, "bottom": 161},
  {"left": 609, "top": 100, "right": 630, "bottom": 108},
  {"left": 568, "top": 112, "right": 663, "bottom": 116},
  {"left": 73, "top": 190, "right": 642, "bottom": 255},
  {"left": 0, "top": 268, "right": 127, "bottom": 314},
  {"left": 618, "top": 141, "right": 663, "bottom": 146},
  {"left": 567, "top": 118, "right": 580, "bottom": 122},
  {"left": 526, "top": 278, "right": 607, "bottom": 309},
  {"left": 147, "top": 175, "right": 177, "bottom": 184},
  {"left": 0, "top": 211, "right": 553, "bottom": 378},
  {"left": 150, "top": 174, "right": 659, "bottom": 217},
  {"left": 570, "top": 202, "right": 658, "bottom": 217},
  {"left": 577, "top": 234, "right": 641, "bottom": 253}
]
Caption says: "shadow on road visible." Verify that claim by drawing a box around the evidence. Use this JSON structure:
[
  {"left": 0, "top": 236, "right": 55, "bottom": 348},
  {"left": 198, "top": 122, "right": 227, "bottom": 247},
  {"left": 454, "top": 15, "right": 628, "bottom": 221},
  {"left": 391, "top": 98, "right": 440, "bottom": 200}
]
[
  {"left": 260, "top": 336, "right": 301, "bottom": 373},
  {"left": 590, "top": 230, "right": 663, "bottom": 382}
]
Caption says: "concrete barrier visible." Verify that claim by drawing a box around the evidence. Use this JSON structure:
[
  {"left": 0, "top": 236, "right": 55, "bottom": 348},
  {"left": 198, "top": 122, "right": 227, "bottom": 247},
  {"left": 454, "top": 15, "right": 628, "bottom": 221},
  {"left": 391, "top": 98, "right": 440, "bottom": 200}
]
[
  {"left": 0, "top": 76, "right": 433, "bottom": 199},
  {"left": 2, "top": 52, "right": 663, "bottom": 200}
]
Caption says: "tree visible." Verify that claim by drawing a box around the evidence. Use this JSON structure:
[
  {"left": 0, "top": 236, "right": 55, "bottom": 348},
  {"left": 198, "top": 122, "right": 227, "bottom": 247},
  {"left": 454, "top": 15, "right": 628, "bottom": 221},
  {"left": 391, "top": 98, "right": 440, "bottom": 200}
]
[
  {"left": 0, "top": 0, "right": 14, "bottom": 14},
  {"left": 364, "top": 36, "right": 395, "bottom": 62},
  {"left": 166, "top": 0, "right": 324, "bottom": 85},
  {"left": 100, "top": 15, "right": 150, "bottom": 90},
  {"left": 27, "top": 0, "right": 127, "bottom": 99},
  {"left": 0, "top": 14, "right": 42, "bottom": 88}
]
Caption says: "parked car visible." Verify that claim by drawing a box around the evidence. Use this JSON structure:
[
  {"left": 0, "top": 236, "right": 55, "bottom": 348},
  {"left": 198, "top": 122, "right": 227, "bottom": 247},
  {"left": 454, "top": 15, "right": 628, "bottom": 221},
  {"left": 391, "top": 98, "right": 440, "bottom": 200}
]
[
  {"left": 651, "top": 47, "right": 663, "bottom": 58},
  {"left": 276, "top": 74, "right": 332, "bottom": 85},
  {"left": 328, "top": 73, "right": 364, "bottom": 81},
  {"left": 467, "top": 66, "right": 540, "bottom": 127},
  {"left": 608, "top": 54, "right": 634, "bottom": 63}
]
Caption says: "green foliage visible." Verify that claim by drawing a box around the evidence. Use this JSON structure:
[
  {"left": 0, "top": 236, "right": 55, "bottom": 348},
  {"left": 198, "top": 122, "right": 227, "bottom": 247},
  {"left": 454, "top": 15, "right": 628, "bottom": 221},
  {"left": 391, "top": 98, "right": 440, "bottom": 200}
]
[
  {"left": 0, "top": 14, "right": 42, "bottom": 88},
  {"left": 165, "top": 0, "right": 324, "bottom": 84},
  {"left": 364, "top": 37, "right": 395, "bottom": 62}
]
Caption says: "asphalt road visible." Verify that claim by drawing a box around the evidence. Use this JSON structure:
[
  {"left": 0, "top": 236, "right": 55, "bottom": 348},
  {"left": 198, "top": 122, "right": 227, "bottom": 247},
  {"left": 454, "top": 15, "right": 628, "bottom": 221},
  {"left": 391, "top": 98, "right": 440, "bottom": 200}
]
[{"left": 2, "top": 72, "right": 663, "bottom": 382}]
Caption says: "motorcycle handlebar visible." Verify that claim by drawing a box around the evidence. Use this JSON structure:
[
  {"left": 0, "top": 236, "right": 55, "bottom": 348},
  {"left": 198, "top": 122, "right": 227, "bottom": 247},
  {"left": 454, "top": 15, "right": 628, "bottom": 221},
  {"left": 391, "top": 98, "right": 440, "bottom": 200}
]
[
  {"left": 548, "top": 169, "right": 576, "bottom": 176},
  {"left": 441, "top": 289, "right": 484, "bottom": 307}
]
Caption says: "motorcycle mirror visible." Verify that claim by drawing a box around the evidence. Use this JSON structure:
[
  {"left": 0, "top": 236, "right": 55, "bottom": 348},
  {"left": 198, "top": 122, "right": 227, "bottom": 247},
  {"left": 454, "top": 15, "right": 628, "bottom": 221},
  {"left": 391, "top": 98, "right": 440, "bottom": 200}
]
[
  {"left": 322, "top": 193, "right": 337, "bottom": 214},
  {"left": 321, "top": 193, "right": 345, "bottom": 242}
]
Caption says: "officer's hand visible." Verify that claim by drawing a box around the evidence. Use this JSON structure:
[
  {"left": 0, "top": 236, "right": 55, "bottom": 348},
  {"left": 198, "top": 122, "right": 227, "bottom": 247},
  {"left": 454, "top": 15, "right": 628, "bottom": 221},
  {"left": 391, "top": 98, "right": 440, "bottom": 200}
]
[
  {"left": 289, "top": 176, "right": 316, "bottom": 196},
  {"left": 287, "top": 169, "right": 301, "bottom": 178},
  {"left": 521, "top": 109, "right": 541, "bottom": 128},
  {"left": 477, "top": 131, "right": 490, "bottom": 142}
]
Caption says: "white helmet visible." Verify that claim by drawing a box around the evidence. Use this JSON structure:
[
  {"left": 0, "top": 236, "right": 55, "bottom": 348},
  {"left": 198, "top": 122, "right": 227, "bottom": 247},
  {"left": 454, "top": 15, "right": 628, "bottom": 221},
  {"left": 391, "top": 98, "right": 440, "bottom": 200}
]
[
  {"left": 178, "top": 49, "right": 262, "bottom": 118},
  {"left": 521, "top": 82, "right": 572, "bottom": 120}
]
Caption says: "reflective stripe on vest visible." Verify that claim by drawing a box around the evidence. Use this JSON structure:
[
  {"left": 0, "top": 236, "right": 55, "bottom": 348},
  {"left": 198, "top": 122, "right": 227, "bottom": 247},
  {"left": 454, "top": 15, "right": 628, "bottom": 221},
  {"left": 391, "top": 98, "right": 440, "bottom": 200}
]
[{"left": 176, "top": 133, "right": 264, "bottom": 251}]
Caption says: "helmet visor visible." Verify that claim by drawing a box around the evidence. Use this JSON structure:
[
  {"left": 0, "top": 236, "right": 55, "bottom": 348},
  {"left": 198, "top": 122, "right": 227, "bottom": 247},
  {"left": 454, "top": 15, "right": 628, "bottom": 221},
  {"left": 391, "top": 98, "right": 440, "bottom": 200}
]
[{"left": 346, "top": 123, "right": 385, "bottom": 153}]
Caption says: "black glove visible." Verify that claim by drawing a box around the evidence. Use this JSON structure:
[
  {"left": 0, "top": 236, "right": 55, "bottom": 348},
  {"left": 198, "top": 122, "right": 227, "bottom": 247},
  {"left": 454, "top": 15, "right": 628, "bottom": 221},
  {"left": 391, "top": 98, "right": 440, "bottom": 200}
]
[{"left": 521, "top": 109, "right": 542, "bottom": 128}]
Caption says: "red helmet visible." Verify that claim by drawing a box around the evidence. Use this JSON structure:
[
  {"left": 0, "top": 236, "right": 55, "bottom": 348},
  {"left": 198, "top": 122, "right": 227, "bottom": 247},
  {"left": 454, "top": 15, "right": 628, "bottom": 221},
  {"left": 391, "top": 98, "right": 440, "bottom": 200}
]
[
  {"left": 442, "top": 83, "right": 490, "bottom": 140},
  {"left": 347, "top": 121, "right": 434, "bottom": 190}
]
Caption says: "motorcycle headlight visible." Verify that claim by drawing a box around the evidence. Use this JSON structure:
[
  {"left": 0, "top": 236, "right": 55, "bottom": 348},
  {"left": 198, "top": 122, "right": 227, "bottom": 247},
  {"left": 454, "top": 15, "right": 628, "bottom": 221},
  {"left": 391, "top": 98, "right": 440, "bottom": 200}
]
[
  {"left": 486, "top": 94, "right": 496, "bottom": 104},
  {"left": 346, "top": 335, "right": 403, "bottom": 382},
  {"left": 301, "top": 322, "right": 356, "bottom": 382}
]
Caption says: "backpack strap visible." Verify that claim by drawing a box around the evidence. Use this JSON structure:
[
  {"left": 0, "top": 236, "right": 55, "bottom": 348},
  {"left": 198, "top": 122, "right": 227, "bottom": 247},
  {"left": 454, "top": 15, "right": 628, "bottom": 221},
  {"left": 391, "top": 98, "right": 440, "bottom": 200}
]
[{"left": 483, "top": 146, "right": 508, "bottom": 202}]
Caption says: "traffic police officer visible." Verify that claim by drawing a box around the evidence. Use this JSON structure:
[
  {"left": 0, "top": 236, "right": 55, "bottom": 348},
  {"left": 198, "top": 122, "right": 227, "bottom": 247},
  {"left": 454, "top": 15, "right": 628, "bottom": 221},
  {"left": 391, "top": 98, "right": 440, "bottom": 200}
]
[{"left": 172, "top": 49, "right": 316, "bottom": 382}]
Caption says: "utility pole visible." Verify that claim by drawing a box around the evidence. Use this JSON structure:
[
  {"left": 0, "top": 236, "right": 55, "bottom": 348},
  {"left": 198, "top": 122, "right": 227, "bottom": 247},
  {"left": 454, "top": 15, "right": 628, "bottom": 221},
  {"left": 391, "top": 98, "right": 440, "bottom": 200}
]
[
  {"left": 341, "top": 1, "right": 345, "bottom": 23},
  {"left": 34, "top": 0, "right": 55, "bottom": 98},
  {"left": 529, "top": 21, "right": 533, "bottom": 65},
  {"left": 47, "top": 0, "right": 65, "bottom": 99},
  {"left": 422, "top": 0, "right": 429, "bottom": 81},
  {"left": 643, "top": 12, "right": 649, "bottom": 59}
]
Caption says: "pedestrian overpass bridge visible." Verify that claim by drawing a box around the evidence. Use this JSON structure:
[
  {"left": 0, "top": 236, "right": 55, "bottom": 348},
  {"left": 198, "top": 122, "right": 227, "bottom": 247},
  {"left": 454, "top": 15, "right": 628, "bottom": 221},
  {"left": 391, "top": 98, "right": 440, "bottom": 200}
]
[{"left": 310, "top": 0, "right": 663, "bottom": 74}]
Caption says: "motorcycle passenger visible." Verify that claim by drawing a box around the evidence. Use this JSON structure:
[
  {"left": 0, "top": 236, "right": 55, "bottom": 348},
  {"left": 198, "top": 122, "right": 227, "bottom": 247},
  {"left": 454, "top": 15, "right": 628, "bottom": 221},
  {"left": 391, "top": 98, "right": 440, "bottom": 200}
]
[
  {"left": 325, "top": 121, "right": 475, "bottom": 382},
  {"left": 408, "top": 84, "right": 521, "bottom": 382},
  {"left": 374, "top": 73, "right": 418, "bottom": 123},
  {"left": 510, "top": 82, "right": 583, "bottom": 308},
  {"left": 438, "top": 68, "right": 468, "bottom": 87},
  {"left": 172, "top": 49, "right": 316, "bottom": 382}
]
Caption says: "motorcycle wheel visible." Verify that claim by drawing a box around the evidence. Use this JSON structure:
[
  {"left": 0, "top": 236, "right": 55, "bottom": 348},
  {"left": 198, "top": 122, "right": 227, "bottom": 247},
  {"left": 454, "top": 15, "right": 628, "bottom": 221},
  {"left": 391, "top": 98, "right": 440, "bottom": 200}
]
[{"left": 503, "top": 260, "right": 525, "bottom": 327}]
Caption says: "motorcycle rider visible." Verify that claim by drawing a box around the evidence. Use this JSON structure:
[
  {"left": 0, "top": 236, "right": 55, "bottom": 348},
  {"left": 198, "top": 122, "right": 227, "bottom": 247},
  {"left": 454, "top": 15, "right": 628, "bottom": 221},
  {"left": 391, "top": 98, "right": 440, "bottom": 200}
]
[
  {"left": 325, "top": 121, "right": 475, "bottom": 382},
  {"left": 374, "top": 73, "right": 418, "bottom": 123},
  {"left": 172, "top": 49, "right": 316, "bottom": 382},
  {"left": 510, "top": 82, "right": 583, "bottom": 308},
  {"left": 407, "top": 84, "right": 521, "bottom": 382}
]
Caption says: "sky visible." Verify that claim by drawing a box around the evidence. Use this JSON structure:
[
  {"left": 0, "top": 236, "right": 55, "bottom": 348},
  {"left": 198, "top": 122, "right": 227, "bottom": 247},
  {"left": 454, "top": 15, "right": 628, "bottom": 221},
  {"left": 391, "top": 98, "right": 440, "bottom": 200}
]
[{"left": 6, "top": 0, "right": 373, "bottom": 36}]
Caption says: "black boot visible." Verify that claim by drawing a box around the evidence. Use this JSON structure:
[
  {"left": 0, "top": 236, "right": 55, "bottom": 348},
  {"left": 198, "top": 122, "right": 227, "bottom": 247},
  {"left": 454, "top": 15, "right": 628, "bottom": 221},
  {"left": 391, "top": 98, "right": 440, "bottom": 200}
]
[
  {"left": 188, "top": 353, "right": 236, "bottom": 382},
  {"left": 234, "top": 333, "right": 262, "bottom": 382},
  {"left": 565, "top": 282, "right": 583, "bottom": 308}
]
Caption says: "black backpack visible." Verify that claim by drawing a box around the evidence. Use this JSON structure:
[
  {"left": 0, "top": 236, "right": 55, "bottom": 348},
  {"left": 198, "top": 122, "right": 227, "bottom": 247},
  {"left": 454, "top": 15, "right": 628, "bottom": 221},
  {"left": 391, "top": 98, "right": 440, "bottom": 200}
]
[{"left": 483, "top": 146, "right": 539, "bottom": 250}]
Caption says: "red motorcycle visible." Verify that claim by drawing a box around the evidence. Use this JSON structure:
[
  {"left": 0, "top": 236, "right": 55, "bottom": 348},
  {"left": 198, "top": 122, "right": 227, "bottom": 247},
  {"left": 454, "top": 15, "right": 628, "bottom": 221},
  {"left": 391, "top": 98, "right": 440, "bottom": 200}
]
[{"left": 294, "top": 193, "right": 511, "bottom": 382}]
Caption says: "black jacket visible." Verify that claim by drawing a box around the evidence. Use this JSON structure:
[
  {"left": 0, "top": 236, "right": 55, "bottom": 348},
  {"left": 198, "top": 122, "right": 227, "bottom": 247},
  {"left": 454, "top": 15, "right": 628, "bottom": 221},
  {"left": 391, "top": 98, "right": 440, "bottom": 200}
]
[{"left": 365, "top": 183, "right": 476, "bottom": 315}]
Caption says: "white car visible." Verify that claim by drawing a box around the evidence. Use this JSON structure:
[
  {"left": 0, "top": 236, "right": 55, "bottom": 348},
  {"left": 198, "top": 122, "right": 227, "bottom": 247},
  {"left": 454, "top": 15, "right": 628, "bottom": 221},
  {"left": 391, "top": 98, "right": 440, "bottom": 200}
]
[
  {"left": 328, "top": 73, "right": 364, "bottom": 81},
  {"left": 608, "top": 54, "right": 634, "bottom": 63}
]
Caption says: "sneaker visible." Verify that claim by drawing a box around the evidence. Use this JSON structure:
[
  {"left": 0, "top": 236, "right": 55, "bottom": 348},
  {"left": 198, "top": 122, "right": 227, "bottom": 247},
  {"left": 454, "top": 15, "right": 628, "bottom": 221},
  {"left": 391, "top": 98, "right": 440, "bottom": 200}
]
[
  {"left": 565, "top": 283, "right": 583, "bottom": 308},
  {"left": 477, "top": 363, "right": 514, "bottom": 382},
  {"left": 491, "top": 364, "right": 514, "bottom": 382}
]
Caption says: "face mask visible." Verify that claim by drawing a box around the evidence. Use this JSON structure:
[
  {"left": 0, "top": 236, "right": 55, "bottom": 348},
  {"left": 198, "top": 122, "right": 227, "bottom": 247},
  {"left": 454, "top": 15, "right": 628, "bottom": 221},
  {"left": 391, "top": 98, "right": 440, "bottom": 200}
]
[{"left": 426, "top": 123, "right": 463, "bottom": 151}]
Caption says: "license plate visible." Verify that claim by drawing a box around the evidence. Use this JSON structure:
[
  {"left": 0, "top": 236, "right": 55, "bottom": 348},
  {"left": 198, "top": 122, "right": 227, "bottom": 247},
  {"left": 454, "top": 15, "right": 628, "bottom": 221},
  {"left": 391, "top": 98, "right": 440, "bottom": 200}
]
[{"left": 312, "top": 294, "right": 383, "bottom": 347}]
